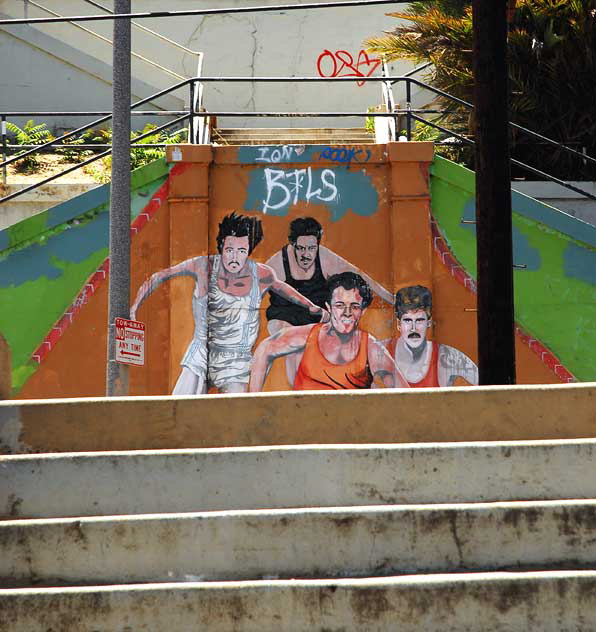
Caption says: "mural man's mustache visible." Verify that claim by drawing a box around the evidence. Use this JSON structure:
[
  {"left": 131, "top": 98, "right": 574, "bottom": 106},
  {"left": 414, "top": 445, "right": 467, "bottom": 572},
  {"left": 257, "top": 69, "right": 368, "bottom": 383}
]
[{"left": 408, "top": 333, "right": 421, "bottom": 338}]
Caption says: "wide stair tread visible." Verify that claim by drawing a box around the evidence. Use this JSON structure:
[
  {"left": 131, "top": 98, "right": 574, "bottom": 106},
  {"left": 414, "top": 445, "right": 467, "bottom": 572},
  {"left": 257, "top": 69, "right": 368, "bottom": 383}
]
[
  {"left": 3, "top": 440, "right": 595, "bottom": 629},
  {"left": 212, "top": 127, "right": 374, "bottom": 145}
]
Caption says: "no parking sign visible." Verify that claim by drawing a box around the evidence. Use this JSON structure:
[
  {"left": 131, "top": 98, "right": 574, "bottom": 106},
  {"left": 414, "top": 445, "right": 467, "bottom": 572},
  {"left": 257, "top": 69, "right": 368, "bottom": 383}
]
[{"left": 115, "top": 318, "right": 145, "bottom": 366}]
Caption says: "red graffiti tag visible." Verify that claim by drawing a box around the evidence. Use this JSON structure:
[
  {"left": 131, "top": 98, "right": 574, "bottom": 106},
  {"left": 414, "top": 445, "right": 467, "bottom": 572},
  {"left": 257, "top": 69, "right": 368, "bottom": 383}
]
[{"left": 316, "top": 49, "right": 382, "bottom": 87}]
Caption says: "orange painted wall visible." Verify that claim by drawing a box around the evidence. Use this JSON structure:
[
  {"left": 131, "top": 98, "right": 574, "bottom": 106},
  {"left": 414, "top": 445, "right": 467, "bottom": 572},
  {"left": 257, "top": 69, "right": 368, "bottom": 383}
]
[{"left": 18, "top": 142, "right": 561, "bottom": 398}]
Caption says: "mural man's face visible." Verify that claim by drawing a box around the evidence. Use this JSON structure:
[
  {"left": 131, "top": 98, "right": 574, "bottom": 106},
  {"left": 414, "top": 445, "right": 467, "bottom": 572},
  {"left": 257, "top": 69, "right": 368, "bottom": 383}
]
[
  {"left": 327, "top": 286, "right": 364, "bottom": 336},
  {"left": 221, "top": 236, "right": 250, "bottom": 274},
  {"left": 293, "top": 235, "right": 319, "bottom": 271},
  {"left": 398, "top": 308, "right": 431, "bottom": 349}
]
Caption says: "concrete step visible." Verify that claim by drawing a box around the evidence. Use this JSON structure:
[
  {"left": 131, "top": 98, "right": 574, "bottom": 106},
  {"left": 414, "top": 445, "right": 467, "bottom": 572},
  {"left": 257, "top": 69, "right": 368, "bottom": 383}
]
[
  {"left": 1, "top": 572, "right": 595, "bottom": 630},
  {"left": 215, "top": 128, "right": 372, "bottom": 136},
  {"left": 215, "top": 139, "right": 375, "bottom": 146},
  {"left": 3, "top": 441, "right": 596, "bottom": 519},
  {"left": 5, "top": 384, "right": 593, "bottom": 454},
  {"left": 3, "top": 500, "right": 596, "bottom": 587},
  {"left": 212, "top": 127, "right": 374, "bottom": 145}
]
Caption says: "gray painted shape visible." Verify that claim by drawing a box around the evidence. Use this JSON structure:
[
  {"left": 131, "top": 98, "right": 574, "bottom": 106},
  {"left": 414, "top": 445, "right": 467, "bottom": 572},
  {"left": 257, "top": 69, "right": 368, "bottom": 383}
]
[
  {"left": 0, "top": 211, "right": 109, "bottom": 287},
  {"left": 563, "top": 242, "right": 596, "bottom": 285},
  {"left": 460, "top": 200, "right": 541, "bottom": 270},
  {"left": 511, "top": 190, "right": 596, "bottom": 248}
]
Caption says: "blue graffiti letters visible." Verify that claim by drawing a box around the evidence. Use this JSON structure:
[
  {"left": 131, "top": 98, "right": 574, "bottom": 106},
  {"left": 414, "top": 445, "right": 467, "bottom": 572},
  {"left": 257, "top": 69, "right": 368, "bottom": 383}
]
[
  {"left": 318, "top": 146, "right": 371, "bottom": 165},
  {"left": 263, "top": 167, "right": 338, "bottom": 213}
]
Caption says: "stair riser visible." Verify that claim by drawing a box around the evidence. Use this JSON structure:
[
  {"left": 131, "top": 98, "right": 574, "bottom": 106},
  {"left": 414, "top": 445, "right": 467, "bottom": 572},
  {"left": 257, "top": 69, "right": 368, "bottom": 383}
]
[
  {"left": 1, "top": 574, "right": 595, "bottom": 631},
  {"left": 3, "top": 503, "right": 596, "bottom": 586},
  {"left": 3, "top": 443, "right": 596, "bottom": 519}
]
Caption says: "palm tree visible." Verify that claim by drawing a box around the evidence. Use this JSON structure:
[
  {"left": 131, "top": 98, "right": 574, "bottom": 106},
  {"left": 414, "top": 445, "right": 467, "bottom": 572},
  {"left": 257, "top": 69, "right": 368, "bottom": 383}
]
[{"left": 365, "top": 0, "right": 596, "bottom": 180}]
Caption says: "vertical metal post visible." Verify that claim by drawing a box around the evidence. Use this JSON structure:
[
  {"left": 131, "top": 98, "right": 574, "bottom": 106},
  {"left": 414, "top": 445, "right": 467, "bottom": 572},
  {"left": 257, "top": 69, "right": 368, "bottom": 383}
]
[
  {"left": 472, "top": 0, "right": 516, "bottom": 385},
  {"left": 405, "top": 79, "right": 412, "bottom": 140},
  {"left": 106, "top": 0, "right": 131, "bottom": 396},
  {"left": 189, "top": 80, "right": 196, "bottom": 143},
  {"left": 1, "top": 117, "right": 7, "bottom": 185}
]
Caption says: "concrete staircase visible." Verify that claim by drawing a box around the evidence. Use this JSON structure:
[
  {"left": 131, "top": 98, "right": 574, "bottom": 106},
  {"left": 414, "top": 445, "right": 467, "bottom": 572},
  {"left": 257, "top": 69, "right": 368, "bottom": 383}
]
[
  {"left": 211, "top": 127, "right": 375, "bottom": 146},
  {"left": 2, "top": 437, "right": 596, "bottom": 629}
]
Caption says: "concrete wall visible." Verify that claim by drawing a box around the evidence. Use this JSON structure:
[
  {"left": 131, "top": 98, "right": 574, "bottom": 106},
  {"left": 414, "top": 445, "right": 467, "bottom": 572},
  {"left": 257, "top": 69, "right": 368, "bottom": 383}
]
[
  {"left": 431, "top": 157, "right": 596, "bottom": 382},
  {"left": 5, "top": 142, "right": 583, "bottom": 399},
  {"left": 512, "top": 180, "right": 596, "bottom": 227},
  {"left": 0, "top": 0, "right": 422, "bottom": 131},
  {"left": 1, "top": 383, "right": 594, "bottom": 453},
  {"left": 0, "top": 159, "right": 170, "bottom": 395}
]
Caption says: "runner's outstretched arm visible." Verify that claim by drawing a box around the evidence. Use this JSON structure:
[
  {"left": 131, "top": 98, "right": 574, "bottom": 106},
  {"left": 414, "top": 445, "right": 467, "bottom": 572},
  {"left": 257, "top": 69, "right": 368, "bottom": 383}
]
[
  {"left": 249, "top": 325, "right": 312, "bottom": 392},
  {"left": 131, "top": 256, "right": 207, "bottom": 319},
  {"left": 318, "top": 246, "right": 394, "bottom": 305}
]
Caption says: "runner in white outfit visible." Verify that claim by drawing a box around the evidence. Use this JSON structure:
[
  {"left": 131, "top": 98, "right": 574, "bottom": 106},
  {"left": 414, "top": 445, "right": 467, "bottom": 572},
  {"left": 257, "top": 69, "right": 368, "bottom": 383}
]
[{"left": 131, "top": 212, "right": 328, "bottom": 394}]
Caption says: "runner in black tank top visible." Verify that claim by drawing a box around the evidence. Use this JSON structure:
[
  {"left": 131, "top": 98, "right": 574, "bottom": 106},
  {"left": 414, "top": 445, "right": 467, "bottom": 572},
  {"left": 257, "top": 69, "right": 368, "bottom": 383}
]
[{"left": 266, "top": 245, "right": 328, "bottom": 326}]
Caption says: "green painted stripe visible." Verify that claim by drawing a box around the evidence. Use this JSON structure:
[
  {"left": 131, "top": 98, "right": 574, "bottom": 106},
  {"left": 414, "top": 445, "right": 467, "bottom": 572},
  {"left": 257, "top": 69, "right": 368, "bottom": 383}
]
[
  {"left": 431, "top": 155, "right": 596, "bottom": 382},
  {"left": 0, "top": 158, "right": 170, "bottom": 257},
  {"left": 430, "top": 156, "right": 596, "bottom": 247}
]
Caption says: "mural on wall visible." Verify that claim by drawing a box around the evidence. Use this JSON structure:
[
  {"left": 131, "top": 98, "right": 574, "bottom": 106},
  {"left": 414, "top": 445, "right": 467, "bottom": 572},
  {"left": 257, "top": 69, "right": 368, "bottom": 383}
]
[
  {"left": 7, "top": 144, "right": 589, "bottom": 399},
  {"left": 385, "top": 285, "right": 478, "bottom": 387},
  {"left": 251, "top": 271, "right": 409, "bottom": 391},
  {"left": 131, "top": 212, "right": 328, "bottom": 394},
  {"left": 265, "top": 216, "right": 394, "bottom": 384}
]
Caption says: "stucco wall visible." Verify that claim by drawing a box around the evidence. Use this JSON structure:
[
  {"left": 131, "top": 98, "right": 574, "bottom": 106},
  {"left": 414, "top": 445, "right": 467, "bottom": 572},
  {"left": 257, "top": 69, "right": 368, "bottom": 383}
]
[
  {"left": 0, "top": 0, "right": 421, "bottom": 130},
  {"left": 5, "top": 141, "right": 576, "bottom": 399}
]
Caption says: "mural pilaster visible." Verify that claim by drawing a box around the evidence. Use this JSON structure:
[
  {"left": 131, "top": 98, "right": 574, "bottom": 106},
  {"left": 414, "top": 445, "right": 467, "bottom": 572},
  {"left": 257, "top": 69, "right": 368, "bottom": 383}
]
[
  {"left": 166, "top": 145, "right": 213, "bottom": 392},
  {"left": 388, "top": 142, "right": 434, "bottom": 292}
]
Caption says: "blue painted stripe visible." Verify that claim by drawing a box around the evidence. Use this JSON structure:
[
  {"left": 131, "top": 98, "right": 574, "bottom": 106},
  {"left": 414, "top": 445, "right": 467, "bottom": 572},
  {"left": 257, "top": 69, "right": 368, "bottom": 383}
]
[
  {"left": 511, "top": 190, "right": 596, "bottom": 249},
  {"left": 46, "top": 184, "right": 110, "bottom": 230}
]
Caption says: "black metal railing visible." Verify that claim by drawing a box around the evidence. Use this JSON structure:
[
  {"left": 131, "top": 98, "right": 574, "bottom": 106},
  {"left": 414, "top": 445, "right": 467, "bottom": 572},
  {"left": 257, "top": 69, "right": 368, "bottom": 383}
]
[{"left": 2, "top": 74, "right": 595, "bottom": 206}]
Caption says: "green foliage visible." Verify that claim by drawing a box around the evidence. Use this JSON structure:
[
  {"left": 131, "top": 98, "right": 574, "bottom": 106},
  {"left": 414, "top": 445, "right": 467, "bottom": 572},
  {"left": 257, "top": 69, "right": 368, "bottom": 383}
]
[
  {"left": 365, "top": 0, "right": 596, "bottom": 180},
  {"left": 91, "top": 124, "right": 186, "bottom": 182},
  {"left": 408, "top": 120, "right": 471, "bottom": 165},
  {"left": 57, "top": 128, "right": 113, "bottom": 164},
  {"left": 7, "top": 122, "right": 185, "bottom": 180},
  {"left": 5, "top": 120, "right": 54, "bottom": 172}
]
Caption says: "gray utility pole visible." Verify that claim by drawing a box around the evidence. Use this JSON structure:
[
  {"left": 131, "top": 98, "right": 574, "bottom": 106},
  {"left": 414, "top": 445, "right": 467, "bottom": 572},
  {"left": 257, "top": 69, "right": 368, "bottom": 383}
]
[
  {"left": 106, "top": 0, "right": 131, "bottom": 396},
  {"left": 471, "top": 0, "right": 516, "bottom": 385}
]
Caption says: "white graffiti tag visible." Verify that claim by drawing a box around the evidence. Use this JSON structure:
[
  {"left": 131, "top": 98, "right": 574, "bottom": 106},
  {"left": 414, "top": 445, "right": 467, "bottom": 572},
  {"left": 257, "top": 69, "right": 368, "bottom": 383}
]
[
  {"left": 255, "top": 145, "right": 306, "bottom": 163},
  {"left": 262, "top": 167, "right": 338, "bottom": 213}
]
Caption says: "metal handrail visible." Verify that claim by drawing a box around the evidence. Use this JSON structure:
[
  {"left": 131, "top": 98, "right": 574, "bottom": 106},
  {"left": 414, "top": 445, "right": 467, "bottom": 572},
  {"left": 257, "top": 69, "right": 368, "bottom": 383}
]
[
  {"left": 79, "top": 0, "right": 202, "bottom": 57},
  {"left": 0, "top": 76, "right": 192, "bottom": 170},
  {"left": 2, "top": 74, "right": 595, "bottom": 205},
  {"left": 408, "top": 113, "right": 596, "bottom": 202},
  {"left": 21, "top": 0, "right": 186, "bottom": 81},
  {"left": 404, "top": 76, "right": 596, "bottom": 168},
  {"left": 0, "top": 0, "right": 406, "bottom": 26},
  {"left": 0, "top": 113, "right": 190, "bottom": 204}
]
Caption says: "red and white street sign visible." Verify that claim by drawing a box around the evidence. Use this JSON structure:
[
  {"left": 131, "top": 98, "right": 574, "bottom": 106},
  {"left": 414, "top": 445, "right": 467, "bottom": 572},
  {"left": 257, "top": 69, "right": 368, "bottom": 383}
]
[{"left": 115, "top": 318, "right": 145, "bottom": 366}]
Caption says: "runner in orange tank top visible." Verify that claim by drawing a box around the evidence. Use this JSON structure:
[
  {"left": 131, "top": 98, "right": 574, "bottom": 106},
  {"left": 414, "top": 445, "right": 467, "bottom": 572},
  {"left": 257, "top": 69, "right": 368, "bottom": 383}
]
[
  {"left": 386, "top": 337, "right": 440, "bottom": 387},
  {"left": 250, "top": 272, "right": 410, "bottom": 392},
  {"left": 293, "top": 323, "right": 373, "bottom": 389}
]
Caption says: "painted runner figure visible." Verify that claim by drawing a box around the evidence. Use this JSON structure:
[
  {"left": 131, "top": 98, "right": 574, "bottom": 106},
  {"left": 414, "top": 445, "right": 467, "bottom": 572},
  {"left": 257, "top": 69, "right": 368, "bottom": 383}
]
[
  {"left": 386, "top": 285, "right": 478, "bottom": 387},
  {"left": 131, "top": 212, "right": 328, "bottom": 394},
  {"left": 265, "top": 217, "right": 394, "bottom": 384},
  {"left": 251, "top": 272, "right": 410, "bottom": 391}
]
